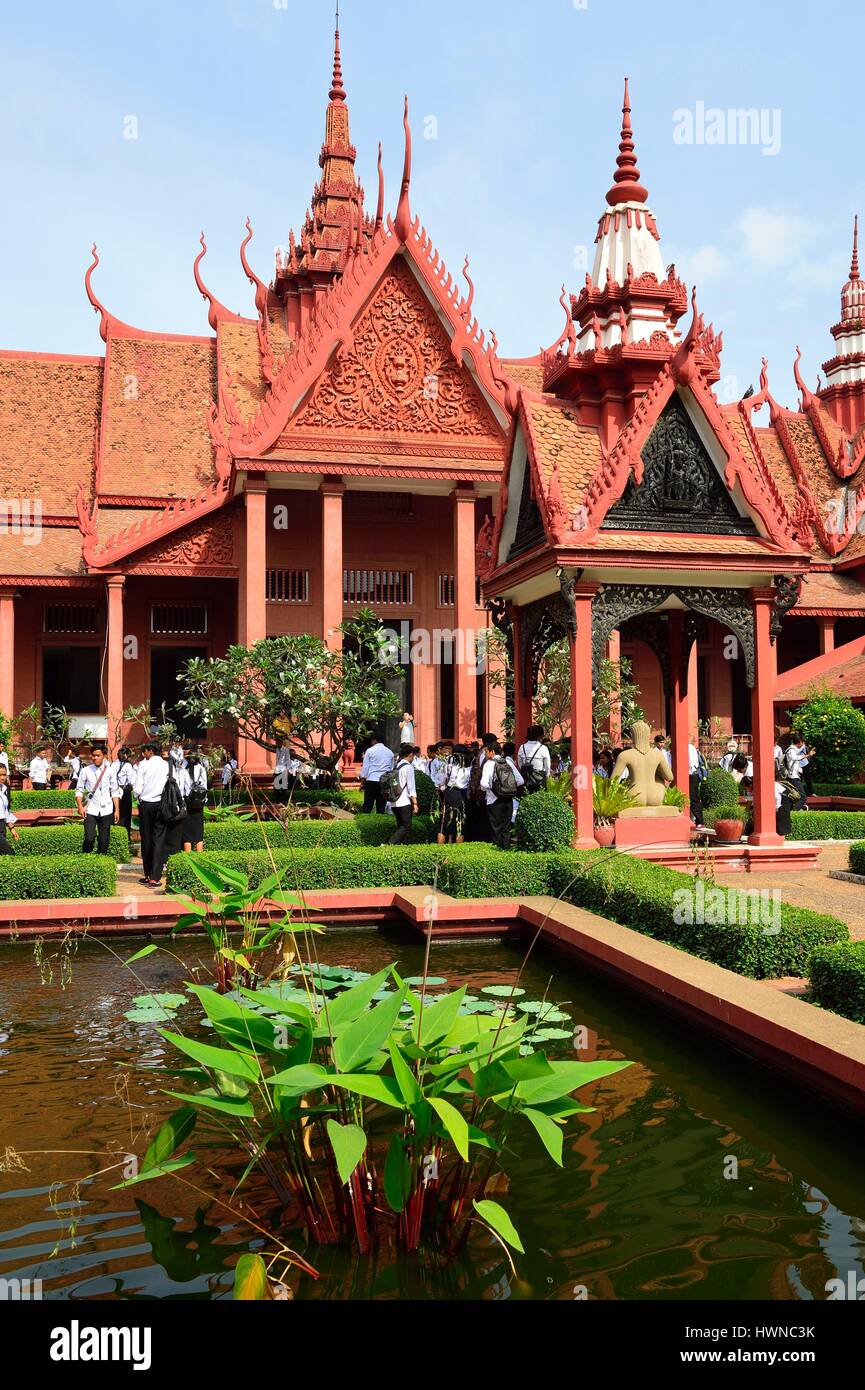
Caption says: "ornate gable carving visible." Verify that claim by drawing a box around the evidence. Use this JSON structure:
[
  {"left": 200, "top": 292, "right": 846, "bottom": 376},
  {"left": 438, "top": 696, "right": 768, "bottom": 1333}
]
[
  {"left": 289, "top": 259, "right": 501, "bottom": 444},
  {"left": 130, "top": 513, "right": 235, "bottom": 572},
  {"left": 507, "top": 457, "right": 547, "bottom": 561},
  {"left": 604, "top": 394, "right": 756, "bottom": 535}
]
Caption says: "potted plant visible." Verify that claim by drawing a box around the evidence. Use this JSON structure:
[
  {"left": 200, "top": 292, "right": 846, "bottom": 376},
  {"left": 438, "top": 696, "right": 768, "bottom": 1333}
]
[
  {"left": 703, "top": 804, "right": 746, "bottom": 843},
  {"left": 592, "top": 773, "right": 637, "bottom": 846}
]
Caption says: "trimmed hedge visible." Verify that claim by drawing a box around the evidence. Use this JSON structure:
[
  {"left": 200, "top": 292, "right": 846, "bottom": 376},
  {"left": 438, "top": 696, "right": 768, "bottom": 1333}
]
[
  {"left": 9, "top": 790, "right": 78, "bottom": 809},
  {"left": 203, "top": 814, "right": 435, "bottom": 851},
  {"left": 848, "top": 841, "right": 865, "bottom": 874},
  {"left": 788, "top": 811, "right": 865, "bottom": 841},
  {"left": 165, "top": 842, "right": 846, "bottom": 980},
  {"left": 547, "top": 852, "right": 848, "bottom": 979},
  {"left": 166, "top": 843, "right": 557, "bottom": 901},
  {"left": 414, "top": 770, "right": 437, "bottom": 816},
  {"left": 207, "top": 789, "right": 350, "bottom": 809},
  {"left": 0, "top": 853, "right": 117, "bottom": 900},
  {"left": 14, "top": 825, "right": 130, "bottom": 862},
  {"left": 812, "top": 784, "right": 865, "bottom": 799},
  {"left": 514, "top": 791, "right": 575, "bottom": 852},
  {"left": 808, "top": 941, "right": 865, "bottom": 1023}
]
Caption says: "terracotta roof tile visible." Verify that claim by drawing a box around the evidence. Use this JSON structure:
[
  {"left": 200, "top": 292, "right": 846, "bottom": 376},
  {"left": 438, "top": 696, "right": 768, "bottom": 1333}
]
[
  {"left": 0, "top": 526, "right": 84, "bottom": 578},
  {"left": 589, "top": 530, "right": 787, "bottom": 557},
  {"left": 0, "top": 355, "right": 101, "bottom": 514},
  {"left": 796, "top": 570, "right": 865, "bottom": 611},
  {"left": 218, "top": 321, "right": 268, "bottom": 423},
  {"left": 502, "top": 361, "right": 545, "bottom": 391},
  {"left": 521, "top": 395, "right": 602, "bottom": 508},
  {"left": 100, "top": 337, "right": 217, "bottom": 498},
  {"left": 781, "top": 652, "right": 865, "bottom": 701}
]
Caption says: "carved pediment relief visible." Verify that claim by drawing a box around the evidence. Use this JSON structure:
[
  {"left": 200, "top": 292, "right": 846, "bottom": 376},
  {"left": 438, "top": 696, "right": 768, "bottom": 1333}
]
[{"left": 131, "top": 512, "right": 235, "bottom": 571}]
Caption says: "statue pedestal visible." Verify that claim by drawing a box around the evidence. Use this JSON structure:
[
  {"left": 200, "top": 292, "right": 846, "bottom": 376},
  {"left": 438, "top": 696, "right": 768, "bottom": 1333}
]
[{"left": 614, "top": 807, "right": 692, "bottom": 848}]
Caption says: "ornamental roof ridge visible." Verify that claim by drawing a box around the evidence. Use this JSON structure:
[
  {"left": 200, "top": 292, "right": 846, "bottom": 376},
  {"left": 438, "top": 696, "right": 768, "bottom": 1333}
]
[{"left": 84, "top": 475, "right": 232, "bottom": 569}]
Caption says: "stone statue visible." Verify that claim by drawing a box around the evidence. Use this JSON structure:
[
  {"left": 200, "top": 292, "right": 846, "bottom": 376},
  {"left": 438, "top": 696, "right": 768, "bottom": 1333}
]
[{"left": 611, "top": 720, "right": 673, "bottom": 807}]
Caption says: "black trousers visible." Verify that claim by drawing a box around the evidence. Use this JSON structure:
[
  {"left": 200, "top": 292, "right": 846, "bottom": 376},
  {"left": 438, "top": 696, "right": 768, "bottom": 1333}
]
[
  {"left": 83, "top": 812, "right": 113, "bottom": 855},
  {"left": 488, "top": 797, "right": 514, "bottom": 850},
  {"left": 389, "top": 804, "right": 413, "bottom": 845},
  {"left": 151, "top": 815, "right": 183, "bottom": 882},
  {"left": 118, "top": 786, "right": 133, "bottom": 837},
  {"left": 0, "top": 825, "right": 13, "bottom": 855},
  {"left": 138, "top": 800, "right": 161, "bottom": 880},
  {"left": 31, "top": 782, "right": 47, "bottom": 791},
  {"left": 362, "top": 781, "right": 387, "bottom": 814}
]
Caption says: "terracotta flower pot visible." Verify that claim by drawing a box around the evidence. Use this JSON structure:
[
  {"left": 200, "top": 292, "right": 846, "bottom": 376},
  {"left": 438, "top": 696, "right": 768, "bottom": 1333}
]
[
  {"left": 713, "top": 818, "right": 744, "bottom": 843},
  {"left": 593, "top": 823, "right": 616, "bottom": 847}
]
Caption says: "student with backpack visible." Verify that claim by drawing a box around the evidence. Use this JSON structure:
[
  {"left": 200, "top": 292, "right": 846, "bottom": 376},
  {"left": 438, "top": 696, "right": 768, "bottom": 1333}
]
[
  {"left": 381, "top": 746, "right": 418, "bottom": 845},
  {"left": 134, "top": 743, "right": 171, "bottom": 886},
  {"left": 180, "top": 750, "right": 209, "bottom": 852},
  {"left": 149, "top": 750, "right": 188, "bottom": 884},
  {"left": 517, "top": 723, "right": 551, "bottom": 794},
  {"left": 479, "top": 740, "right": 524, "bottom": 850},
  {"left": 75, "top": 746, "right": 119, "bottom": 856}
]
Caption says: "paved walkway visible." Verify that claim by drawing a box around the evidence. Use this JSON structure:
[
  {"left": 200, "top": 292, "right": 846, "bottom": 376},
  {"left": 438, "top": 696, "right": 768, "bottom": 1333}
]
[{"left": 692, "top": 844, "right": 865, "bottom": 940}]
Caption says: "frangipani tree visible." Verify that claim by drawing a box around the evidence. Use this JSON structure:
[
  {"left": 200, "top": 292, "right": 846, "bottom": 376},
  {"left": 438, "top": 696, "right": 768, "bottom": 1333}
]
[{"left": 178, "top": 609, "right": 401, "bottom": 777}]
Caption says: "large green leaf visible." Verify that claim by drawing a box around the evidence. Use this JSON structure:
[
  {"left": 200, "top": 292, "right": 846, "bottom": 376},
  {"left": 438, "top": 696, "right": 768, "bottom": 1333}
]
[
  {"left": 388, "top": 1040, "right": 422, "bottom": 1107},
  {"left": 234, "top": 1253, "right": 268, "bottom": 1300},
  {"left": 473, "top": 1198, "right": 525, "bottom": 1254},
  {"left": 429, "top": 1096, "right": 470, "bottom": 1161},
  {"left": 326, "top": 1119, "right": 367, "bottom": 1185},
  {"left": 333, "top": 987, "right": 406, "bottom": 1072},
  {"left": 164, "top": 1088, "right": 255, "bottom": 1117},
  {"left": 502, "top": 1053, "right": 553, "bottom": 1082},
  {"left": 111, "top": 1154, "right": 196, "bottom": 1190},
  {"left": 383, "top": 1134, "right": 412, "bottom": 1213},
  {"left": 142, "top": 1106, "right": 196, "bottom": 1171},
  {"left": 238, "top": 986, "right": 313, "bottom": 1026},
  {"left": 265, "top": 1063, "right": 329, "bottom": 1096},
  {"left": 416, "top": 987, "right": 466, "bottom": 1047},
  {"left": 522, "top": 1106, "right": 564, "bottom": 1166},
  {"left": 326, "top": 966, "right": 393, "bottom": 1030},
  {"left": 515, "top": 1059, "right": 631, "bottom": 1106},
  {"left": 329, "top": 1073, "right": 404, "bottom": 1107},
  {"left": 124, "top": 943, "right": 158, "bottom": 965},
  {"left": 159, "top": 1029, "right": 260, "bottom": 1083}
]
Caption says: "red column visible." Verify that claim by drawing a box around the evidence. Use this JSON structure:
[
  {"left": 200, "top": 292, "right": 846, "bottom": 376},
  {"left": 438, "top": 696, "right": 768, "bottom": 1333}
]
[
  {"left": 749, "top": 590, "right": 782, "bottom": 846},
  {"left": 453, "top": 486, "right": 477, "bottom": 741},
  {"left": 0, "top": 589, "right": 16, "bottom": 719},
  {"left": 569, "top": 584, "right": 598, "bottom": 849},
  {"left": 321, "top": 478, "right": 345, "bottom": 653},
  {"left": 606, "top": 629, "right": 622, "bottom": 745},
  {"left": 239, "top": 478, "right": 269, "bottom": 774},
  {"left": 668, "top": 612, "right": 690, "bottom": 798},
  {"left": 105, "top": 575, "right": 125, "bottom": 752},
  {"left": 819, "top": 617, "right": 835, "bottom": 655},
  {"left": 510, "top": 606, "right": 532, "bottom": 745}
]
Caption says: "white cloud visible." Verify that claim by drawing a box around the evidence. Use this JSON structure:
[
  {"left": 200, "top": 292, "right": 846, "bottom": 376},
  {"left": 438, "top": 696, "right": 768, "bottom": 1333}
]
[
  {"left": 737, "top": 207, "right": 814, "bottom": 268},
  {"left": 684, "top": 244, "right": 729, "bottom": 280}
]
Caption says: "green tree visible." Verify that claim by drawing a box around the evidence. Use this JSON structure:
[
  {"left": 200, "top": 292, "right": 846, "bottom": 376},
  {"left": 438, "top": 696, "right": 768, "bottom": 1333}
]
[
  {"left": 485, "top": 630, "right": 644, "bottom": 741},
  {"left": 179, "top": 609, "right": 400, "bottom": 778},
  {"left": 788, "top": 688, "right": 865, "bottom": 783}
]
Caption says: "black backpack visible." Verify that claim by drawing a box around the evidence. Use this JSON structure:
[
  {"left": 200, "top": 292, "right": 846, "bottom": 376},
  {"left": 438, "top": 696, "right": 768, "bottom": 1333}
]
[
  {"left": 520, "top": 744, "right": 547, "bottom": 794},
  {"left": 186, "top": 772, "right": 207, "bottom": 813},
  {"left": 160, "top": 760, "right": 187, "bottom": 825},
  {"left": 380, "top": 761, "right": 406, "bottom": 804},
  {"left": 491, "top": 756, "right": 519, "bottom": 799}
]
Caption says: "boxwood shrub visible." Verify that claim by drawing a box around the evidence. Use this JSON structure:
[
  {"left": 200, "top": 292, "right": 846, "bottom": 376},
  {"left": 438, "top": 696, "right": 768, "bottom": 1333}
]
[
  {"left": 848, "top": 841, "right": 865, "bottom": 874},
  {"left": 14, "top": 825, "right": 130, "bottom": 861},
  {"left": 702, "top": 804, "right": 748, "bottom": 832},
  {"left": 808, "top": 941, "right": 865, "bottom": 1023},
  {"left": 514, "top": 791, "right": 575, "bottom": 852},
  {"left": 0, "top": 853, "right": 117, "bottom": 900},
  {"left": 788, "top": 811, "right": 865, "bottom": 841},
  {"left": 203, "top": 815, "right": 434, "bottom": 851},
  {"left": 413, "top": 770, "right": 438, "bottom": 816},
  {"left": 9, "top": 790, "right": 78, "bottom": 809},
  {"left": 207, "top": 789, "right": 350, "bottom": 809},
  {"left": 812, "top": 784, "right": 865, "bottom": 799},
  {"left": 701, "top": 767, "right": 740, "bottom": 809},
  {"left": 547, "top": 851, "right": 847, "bottom": 979}
]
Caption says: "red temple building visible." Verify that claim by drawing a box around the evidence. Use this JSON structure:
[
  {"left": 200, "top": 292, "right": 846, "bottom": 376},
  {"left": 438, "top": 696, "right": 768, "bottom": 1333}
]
[{"left": 3, "top": 27, "right": 865, "bottom": 802}]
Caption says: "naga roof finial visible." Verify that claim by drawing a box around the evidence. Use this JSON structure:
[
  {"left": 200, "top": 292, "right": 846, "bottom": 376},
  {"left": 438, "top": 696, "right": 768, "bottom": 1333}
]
[{"left": 395, "top": 96, "right": 413, "bottom": 242}]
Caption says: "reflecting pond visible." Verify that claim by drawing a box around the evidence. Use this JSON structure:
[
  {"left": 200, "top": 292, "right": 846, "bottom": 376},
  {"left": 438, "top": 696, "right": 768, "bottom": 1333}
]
[{"left": 0, "top": 928, "right": 862, "bottom": 1300}]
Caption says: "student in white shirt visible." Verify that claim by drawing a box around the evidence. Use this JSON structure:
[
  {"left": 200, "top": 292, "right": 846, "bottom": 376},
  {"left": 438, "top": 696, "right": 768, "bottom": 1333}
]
[
  {"left": 388, "top": 747, "right": 418, "bottom": 845},
  {"left": 62, "top": 744, "right": 81, "bottom": 790},
  {"left": 0, "top": 766, "right": 19, "bottom": 853},
  {"left": 480, "top": 740, "right": 524, "bottom": 850},
  {"left": 785, "top": 735, "right": 812, "bottom": 809},
  {"left": 134, "top": 743, "right": 170, "bottom": 884},
  {"left": 170, "top": 743, "right": 187, "bottom": 769},
  {"left": 273, "top": 738, "right": 294, "bottom": 802},
  {"left": 0, "top": 742, "right": 9, "bottom": 776},
  {"left": 517, "top": 724, "right": 552, "bottom": 792},
  {"left": 360, "top": 735, "right": 395, "bottom": 814},
  {"left": 116, "top": 748, "right": 136, "bottom": 838},
  {"left": 29, "top": 745, "right": 51, "bottom": 790},
  {"left": 719, "top": 739, "right": 739, "bottom": 772},
  {"left": 438, "top": 744, "right": 470, "bottom": 844},
  {"left": 76, "top": 747, "right": 119, "bottom": 856},
  {"left": 398, "top": 711, "right": 415, "bottom": 746},
  {"left": 180, "top": 752, "right": 209, "bottom": 853},
  {"left": 221, "top": 752, "right": 238, "bottom": 790}
]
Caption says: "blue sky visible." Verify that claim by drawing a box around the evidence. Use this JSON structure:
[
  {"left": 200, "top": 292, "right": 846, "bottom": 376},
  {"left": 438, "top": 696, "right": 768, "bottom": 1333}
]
[{"left": 0, "top": 0, "right": 858, "bottom": 409}]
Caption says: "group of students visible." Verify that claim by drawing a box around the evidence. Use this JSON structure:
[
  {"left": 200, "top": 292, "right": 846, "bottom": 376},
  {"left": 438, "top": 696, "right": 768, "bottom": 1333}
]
[
  {"left": 359, "top": 723, "right": 559, "bottom": 850},
  {"left": 0, "top": 741, "right": 212, "bottom": 884}
]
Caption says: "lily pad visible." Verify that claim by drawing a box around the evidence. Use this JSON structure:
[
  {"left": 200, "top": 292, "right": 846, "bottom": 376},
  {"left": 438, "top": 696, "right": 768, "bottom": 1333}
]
[
  {"left": 531, "top": 1027, "right": 572, "bottom": 1041},
  {"left": 125, "top": 1007, "right": 171, "bottom": 1024},
  {"left": 404, "top": 976, "right": 447, "bottom": 987},
  {"left": 480, "top": 985, "right": 526, "bottom": 998},
  {"left": 133, "top": 992, "right": 186, "bottom": 1010}
]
